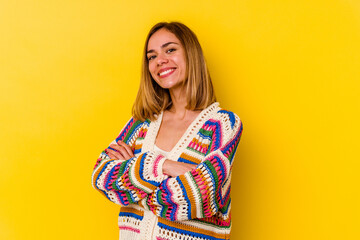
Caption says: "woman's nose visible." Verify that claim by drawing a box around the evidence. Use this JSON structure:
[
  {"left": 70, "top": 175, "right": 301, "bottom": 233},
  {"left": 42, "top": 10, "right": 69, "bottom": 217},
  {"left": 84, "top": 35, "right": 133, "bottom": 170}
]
[{"left": 156, "top": 53, "right": 168, "bottom": 65}]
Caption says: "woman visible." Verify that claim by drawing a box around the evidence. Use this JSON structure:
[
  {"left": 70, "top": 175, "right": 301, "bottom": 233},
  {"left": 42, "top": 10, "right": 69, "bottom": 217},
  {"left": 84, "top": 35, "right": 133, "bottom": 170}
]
[{"left": 92, "top": 21, "right": 243, "bottom": 240}]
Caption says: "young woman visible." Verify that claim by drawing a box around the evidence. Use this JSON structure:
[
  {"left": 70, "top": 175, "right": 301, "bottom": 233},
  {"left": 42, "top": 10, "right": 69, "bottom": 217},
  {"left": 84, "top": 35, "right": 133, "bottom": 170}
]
[{"left": 92, "top": 21, "right": 243, "bottom": 240}]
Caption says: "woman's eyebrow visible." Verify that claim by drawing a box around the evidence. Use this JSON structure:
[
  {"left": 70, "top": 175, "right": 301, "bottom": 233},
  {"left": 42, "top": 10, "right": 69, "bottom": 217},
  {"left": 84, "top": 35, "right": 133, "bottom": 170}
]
[{"left": 147, "top": 42, "right": 179, "bottom": 54}]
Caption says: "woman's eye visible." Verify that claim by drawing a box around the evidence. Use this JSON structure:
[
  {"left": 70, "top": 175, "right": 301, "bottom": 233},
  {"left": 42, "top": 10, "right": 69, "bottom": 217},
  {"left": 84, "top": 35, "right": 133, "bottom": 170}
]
[
  {"left": 147, "top": 55, "right": 156, "bottom": 61},
  {"left": 167, "top": 48, "right": 176, "bottom": 53}
]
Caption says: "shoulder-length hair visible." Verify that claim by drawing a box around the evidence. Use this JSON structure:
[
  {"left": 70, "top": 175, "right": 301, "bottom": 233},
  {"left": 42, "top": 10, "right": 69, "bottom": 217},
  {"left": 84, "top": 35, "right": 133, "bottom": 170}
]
[{"left": 132, "top": 21, "right": 216, "bottom": 121}]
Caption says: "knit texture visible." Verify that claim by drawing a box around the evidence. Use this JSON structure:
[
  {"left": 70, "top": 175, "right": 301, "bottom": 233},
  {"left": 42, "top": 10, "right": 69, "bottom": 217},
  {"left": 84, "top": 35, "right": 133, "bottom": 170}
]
[{"left": 92, "top": 102, "right": 243, "bottom": 240}]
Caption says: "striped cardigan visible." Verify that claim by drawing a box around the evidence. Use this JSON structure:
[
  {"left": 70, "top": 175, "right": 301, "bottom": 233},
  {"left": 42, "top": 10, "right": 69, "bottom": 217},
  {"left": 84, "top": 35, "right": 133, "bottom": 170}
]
[{"left": 92, "top": 102, "right": 243, "bottom": 240}]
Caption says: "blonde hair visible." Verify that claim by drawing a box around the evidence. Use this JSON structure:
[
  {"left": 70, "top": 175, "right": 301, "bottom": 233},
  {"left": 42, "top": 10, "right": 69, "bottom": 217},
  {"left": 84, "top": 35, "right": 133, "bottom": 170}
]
[{"left": 132, "top": 21, "right": 216, "bottom": 121}]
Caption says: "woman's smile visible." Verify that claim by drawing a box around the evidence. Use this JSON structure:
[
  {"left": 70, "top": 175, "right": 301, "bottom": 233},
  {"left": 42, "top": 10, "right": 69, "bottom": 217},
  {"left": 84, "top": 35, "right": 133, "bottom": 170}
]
[
  {"left": 158, "top": 67, "right": 176, "bottom": 78},
  {"left": 147, "top": 28, "right": 187, "bottom": 89}
]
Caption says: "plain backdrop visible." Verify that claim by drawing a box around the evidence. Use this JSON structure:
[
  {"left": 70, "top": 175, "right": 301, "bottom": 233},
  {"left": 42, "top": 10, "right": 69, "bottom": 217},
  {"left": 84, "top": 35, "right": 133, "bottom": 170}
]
[{"left": 1, "top": 0, "right": 359, "bottom": 239}]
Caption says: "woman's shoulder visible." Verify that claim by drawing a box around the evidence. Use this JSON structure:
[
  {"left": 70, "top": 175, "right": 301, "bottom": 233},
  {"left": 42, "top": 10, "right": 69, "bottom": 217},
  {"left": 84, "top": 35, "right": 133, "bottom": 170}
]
[
  {"left": 197, "top": 103, "right": 243, "bottom": 150},
  {"left": 212, "top": 104, "right": 243, "bottom": 146},
  {"left": 209, "top": 102, "right": 242, "bottom": 128},
  {"left": 209, "top": 103, "right": 243, "bottom": 137},
  {"left": 115, "top": 116, "right": 150, "bottom": 139}
]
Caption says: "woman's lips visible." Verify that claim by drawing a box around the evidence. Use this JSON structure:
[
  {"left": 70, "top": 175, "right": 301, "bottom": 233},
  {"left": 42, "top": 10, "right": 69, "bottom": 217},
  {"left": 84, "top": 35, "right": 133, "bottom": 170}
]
[{"left": 158, "top": 68, "right": 176, "bottom": 78}]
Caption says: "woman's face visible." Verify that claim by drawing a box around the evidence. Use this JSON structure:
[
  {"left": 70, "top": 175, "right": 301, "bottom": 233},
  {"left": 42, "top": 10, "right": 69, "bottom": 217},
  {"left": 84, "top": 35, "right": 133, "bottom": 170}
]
[{"left": 146, "top": 28, "right": 187, "bottom": 90}]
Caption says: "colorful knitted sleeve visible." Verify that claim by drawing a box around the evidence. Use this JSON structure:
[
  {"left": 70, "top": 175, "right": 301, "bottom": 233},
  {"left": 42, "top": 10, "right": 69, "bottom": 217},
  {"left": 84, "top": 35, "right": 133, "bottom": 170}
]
[
  {"left": 92, "top": 117, "right": 168, "bottom": 206},
  {"left": 141, "top": 112, "right": 243, "bottom": 221}
]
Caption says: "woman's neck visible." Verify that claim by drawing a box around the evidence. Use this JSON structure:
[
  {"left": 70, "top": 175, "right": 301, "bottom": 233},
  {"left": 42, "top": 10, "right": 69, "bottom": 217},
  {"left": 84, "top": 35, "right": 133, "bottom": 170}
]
[{"left": 168, "top": 87, "right": 189, "bottom": 120}]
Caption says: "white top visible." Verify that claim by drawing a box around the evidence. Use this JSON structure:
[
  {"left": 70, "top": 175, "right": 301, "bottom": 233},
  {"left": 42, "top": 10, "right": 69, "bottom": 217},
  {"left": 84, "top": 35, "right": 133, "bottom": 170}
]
[{"left": 153, "top": 144, "right": 170, "bottom": 158}]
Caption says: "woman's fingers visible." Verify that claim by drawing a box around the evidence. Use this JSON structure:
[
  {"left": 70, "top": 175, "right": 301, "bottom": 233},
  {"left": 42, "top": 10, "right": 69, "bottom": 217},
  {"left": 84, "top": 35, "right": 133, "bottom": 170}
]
[
  {"left": 117, "top": 141, "right": 135, "bottom": 158},
  {"left": 162, "top": 160, "right": 198, "bottom": 177},
  {"left": 117, "top": 147, "right": 132, "bottom": 160},
  {"left": 109, "top": 143, "right": 122, "bottom": 152},
  {"left": 108, "top": 142, "right": 134, "bottom": 160},
  {"left": 188, "top": 163, "right": 197, "bottom": 170},
  {"left": 112, "top": 142, "right": 132, "bottom": 160},
  {"left": 106, "top": 148, "right": 124, "bottom": 160}
]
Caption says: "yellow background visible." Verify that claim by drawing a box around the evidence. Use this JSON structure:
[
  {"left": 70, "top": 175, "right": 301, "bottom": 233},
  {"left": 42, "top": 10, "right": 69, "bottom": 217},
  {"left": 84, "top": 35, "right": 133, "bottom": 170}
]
[{"left": 1, "top": 0, "right": 359, "bottom": 239}]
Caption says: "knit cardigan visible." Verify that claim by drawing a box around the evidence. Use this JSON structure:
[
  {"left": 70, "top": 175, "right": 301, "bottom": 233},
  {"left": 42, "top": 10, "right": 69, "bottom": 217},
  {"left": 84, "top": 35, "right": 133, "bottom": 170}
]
[{"left": 92, "top": 102, "right": 243, "bottom": 240}]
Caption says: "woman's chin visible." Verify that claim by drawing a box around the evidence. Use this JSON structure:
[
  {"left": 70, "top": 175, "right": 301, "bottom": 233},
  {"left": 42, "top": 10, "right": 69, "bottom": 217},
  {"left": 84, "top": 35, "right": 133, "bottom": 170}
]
[
  {"left": 158, "top": 80, "right": 185, "bottom": 91},
  {"left": 158, "top": 82, "right": 176, "bottom": 90}
]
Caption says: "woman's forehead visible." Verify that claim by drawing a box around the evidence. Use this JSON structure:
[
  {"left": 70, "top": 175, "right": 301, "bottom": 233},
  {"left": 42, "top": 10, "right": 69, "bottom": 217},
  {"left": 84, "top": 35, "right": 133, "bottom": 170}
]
[{"left": 147, "top": 29, "right": 181, "bottom": 50}]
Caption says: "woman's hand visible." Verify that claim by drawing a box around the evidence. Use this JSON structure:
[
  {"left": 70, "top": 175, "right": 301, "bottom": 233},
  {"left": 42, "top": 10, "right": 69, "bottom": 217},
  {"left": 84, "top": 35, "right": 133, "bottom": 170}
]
[
  {"left": 162, "top": 160, "right": 197, "bottom": 177},
  {"left": 106, "top": 140, "right": 135, "bottom": 160}
]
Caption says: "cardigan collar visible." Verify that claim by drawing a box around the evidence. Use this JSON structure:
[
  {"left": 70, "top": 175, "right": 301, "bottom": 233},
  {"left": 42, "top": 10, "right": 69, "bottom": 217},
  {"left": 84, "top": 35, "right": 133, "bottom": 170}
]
[{"left": 142, "top": 102, "right": 220, "bottom": 161}]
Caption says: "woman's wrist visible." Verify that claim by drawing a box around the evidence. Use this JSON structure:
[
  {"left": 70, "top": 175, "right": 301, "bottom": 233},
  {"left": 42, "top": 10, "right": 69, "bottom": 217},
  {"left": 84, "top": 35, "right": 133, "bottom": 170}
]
[{"left": 162, "top": 159, "right": 170, "bottom": 175}]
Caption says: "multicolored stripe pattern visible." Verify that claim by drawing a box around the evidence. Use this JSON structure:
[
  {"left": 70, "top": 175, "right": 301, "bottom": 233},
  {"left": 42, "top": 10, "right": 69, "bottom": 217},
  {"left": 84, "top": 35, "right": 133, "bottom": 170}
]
[{"left": 92, "top": 104, "right": 243, "bottom": 240}]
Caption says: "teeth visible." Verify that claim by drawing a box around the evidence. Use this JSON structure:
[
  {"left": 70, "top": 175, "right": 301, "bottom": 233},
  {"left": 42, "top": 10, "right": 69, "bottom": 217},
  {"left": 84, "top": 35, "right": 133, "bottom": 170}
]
[{"left": 159, "top": 69, "right": 174, "bottom": 76}]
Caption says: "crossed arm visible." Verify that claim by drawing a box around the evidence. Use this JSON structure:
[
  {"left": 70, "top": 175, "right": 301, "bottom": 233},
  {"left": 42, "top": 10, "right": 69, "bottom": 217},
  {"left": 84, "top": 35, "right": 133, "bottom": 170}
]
[
  {"left": 92, "top": 140, "right": 197, "bottom": 205},
  {"left": 92, "top": 117, "right": 196, "bottom": 206},
  {"left": 92, "top": 114, "right": 243, "bottom": 221},
  {"left": 107, "top": 141, "right": 197, "bottom": 177}
]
